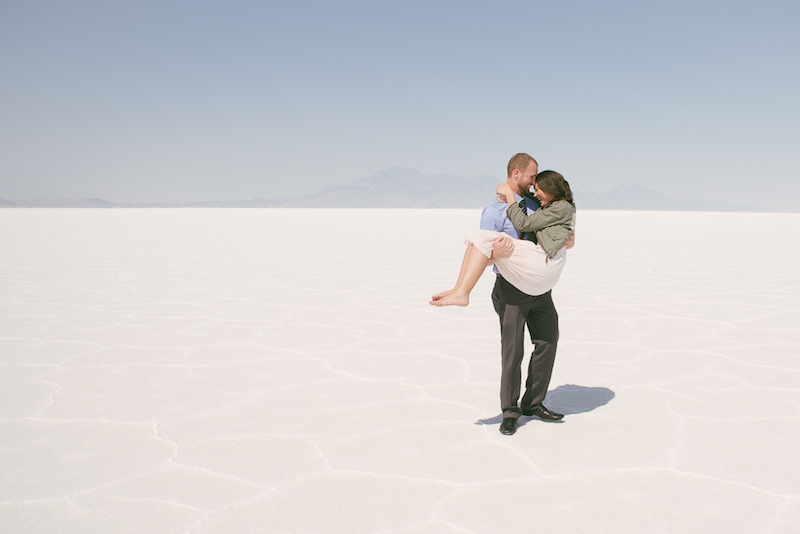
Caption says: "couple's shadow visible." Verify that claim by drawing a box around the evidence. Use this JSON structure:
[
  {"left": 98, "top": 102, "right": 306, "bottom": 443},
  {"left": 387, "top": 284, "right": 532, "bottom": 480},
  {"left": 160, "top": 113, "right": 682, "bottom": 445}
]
[{"left": 475, "top": 384, "right": 615, "bottom": 426}]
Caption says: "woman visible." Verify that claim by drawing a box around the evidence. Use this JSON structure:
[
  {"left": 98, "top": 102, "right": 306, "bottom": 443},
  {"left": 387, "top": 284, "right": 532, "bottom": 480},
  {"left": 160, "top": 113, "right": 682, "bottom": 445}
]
[{"left": 430, "top": 170, "right": 575, "bottom": 307}]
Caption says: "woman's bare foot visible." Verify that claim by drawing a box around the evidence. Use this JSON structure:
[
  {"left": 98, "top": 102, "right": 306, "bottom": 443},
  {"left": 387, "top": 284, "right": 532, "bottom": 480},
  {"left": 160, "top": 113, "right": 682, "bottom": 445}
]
[
  {"left": 429, "top": 293, "right": 469, "bottom": 307},
  {"left": 430, "top": 289, "right": 453, "bottom": 302}
]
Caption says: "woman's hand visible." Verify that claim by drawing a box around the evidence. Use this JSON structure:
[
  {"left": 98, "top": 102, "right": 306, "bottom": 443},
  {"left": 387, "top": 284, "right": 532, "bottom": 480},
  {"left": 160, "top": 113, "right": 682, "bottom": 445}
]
[{"left": 495, "top": 183, "right": 515, "bottom": 204}]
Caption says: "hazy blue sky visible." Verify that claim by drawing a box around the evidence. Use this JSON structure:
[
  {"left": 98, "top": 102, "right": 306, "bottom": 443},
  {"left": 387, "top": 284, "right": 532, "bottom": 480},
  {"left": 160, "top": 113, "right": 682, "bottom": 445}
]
[{"left": 2, "top": 1, "right": 799, "bottom": 209}]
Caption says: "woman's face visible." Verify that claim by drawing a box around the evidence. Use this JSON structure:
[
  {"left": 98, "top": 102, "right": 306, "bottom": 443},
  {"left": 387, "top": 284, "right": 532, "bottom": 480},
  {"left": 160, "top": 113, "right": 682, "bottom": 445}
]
[{"left": 533, "top": 183, "right": 554, "bottom": 206}]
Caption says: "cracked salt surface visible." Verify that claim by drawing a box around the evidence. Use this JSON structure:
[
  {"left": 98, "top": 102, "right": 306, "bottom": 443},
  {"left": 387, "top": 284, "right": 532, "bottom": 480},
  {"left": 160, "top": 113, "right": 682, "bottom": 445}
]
[{"left": 1, "top": 208, "right": 799, "bottom": 533}]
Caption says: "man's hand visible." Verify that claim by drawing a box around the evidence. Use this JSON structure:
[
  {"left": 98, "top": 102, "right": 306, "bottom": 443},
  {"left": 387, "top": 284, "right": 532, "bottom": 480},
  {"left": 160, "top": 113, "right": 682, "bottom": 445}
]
[
  {"left": 565, "top": 232, "right": 575, "bottom": 249},
  {"left": 488, "top": 236, "right": 514, "bottom": 265}
]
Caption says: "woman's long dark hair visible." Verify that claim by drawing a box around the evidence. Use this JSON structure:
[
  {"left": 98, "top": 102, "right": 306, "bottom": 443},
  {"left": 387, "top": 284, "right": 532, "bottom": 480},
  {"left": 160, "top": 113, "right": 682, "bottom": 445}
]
[{"left": 535, "top": 170, "right": 574, "bottom": 207}]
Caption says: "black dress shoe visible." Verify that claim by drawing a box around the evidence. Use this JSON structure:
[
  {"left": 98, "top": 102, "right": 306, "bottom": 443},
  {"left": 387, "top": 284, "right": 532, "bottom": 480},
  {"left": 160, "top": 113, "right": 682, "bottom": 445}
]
[
  {"left": 499, "top": 417, "right": 518, "bottom": 435},
  {"left": 522, "top": 404, "right": 564, "bottom": 421}
]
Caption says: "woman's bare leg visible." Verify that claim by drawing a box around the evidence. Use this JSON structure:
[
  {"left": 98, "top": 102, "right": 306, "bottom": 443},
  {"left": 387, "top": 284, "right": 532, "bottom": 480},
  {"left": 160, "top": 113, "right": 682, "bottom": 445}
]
[
  {"left": 430, "top": 252, "right": 469, "bottom": 302},
  {"left": 430, "top": 243, "right": 491, "bottom": 307},
  {"left": 431, "top": 239, "right": 491, "bottom": 302}
]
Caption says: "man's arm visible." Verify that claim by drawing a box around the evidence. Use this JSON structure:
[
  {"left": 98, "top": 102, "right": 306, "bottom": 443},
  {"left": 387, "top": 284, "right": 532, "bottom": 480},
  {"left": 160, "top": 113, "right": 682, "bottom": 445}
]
[
  {"left": 480, "top": 200, "right": 514, "bottom": 264},
  {"left": 488, "top": 236, "right": 514, "bottom": 265},
  {"left": 479, "top": 204, "right": 499, "bottom": 231}
]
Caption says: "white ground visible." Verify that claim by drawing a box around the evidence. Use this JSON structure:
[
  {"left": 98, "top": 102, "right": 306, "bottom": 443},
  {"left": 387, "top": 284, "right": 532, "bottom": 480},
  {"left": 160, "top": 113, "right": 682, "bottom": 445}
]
[{"left": 1, "top": 208, "right": 799, "bottom": 533}]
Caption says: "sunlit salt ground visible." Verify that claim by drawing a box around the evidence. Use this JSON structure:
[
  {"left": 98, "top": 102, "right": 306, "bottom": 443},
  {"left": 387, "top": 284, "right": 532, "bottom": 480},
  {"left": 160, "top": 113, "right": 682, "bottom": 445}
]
[{"left": 1, "top": 208, "right": 799, "bottom": 533}]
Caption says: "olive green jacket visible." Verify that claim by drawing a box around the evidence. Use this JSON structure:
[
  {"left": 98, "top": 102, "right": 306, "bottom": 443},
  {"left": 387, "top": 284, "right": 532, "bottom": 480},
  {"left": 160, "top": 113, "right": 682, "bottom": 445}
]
[{"left": 506, "top": 200, "right": 576, "bottom": 258}]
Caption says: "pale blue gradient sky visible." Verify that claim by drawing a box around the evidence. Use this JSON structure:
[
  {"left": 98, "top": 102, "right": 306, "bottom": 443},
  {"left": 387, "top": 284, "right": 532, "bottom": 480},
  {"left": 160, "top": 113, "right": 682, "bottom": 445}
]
[{"left": 2, "top": 1, "right": 798, "bottom": 209}]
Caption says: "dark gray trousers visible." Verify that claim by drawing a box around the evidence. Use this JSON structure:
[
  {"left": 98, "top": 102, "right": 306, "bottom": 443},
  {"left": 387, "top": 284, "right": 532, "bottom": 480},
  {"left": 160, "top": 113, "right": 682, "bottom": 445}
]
[{"left": 491, "top": 274, "right": 559, "bottom": 419}]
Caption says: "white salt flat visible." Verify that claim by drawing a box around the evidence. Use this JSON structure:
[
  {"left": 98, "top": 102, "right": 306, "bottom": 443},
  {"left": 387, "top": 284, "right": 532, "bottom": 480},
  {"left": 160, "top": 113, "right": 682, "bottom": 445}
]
[{"left": 1, "top": 208, "right": 798, "bottom": 533}]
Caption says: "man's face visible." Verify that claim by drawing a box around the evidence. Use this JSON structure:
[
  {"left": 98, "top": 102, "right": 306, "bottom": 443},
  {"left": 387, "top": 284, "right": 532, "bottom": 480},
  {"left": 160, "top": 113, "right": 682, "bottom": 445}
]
[{"left": 515, "top": 162, "right": 538, "bottom": 195}]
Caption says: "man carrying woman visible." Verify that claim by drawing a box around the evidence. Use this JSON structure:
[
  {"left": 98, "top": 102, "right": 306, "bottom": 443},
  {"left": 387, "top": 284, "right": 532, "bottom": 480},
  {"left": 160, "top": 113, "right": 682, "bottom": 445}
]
[{"left": 431, "top": 153, "right": 575, "bottom": 435}]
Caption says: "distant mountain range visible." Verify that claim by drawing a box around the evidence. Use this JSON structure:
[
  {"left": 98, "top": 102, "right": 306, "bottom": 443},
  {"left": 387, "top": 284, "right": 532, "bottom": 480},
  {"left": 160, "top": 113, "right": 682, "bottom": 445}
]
[
  {"left": 573, "top": 183, "right": 769, "bottom": 212},
  {"left": 0, "top": 166, "right": 773, "bottom": 212},
  {"left": 0, "top": 197, "right": 115, "bottom": 208},
  {"left": 254, "top": 167, "right": 500, "bottom": 209}
]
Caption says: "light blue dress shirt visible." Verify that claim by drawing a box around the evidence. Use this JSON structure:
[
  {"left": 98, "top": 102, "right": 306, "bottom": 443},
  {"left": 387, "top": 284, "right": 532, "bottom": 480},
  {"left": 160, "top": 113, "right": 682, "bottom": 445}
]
[{"left": 479, "top": 192, "right": 538, "bottom": 273}]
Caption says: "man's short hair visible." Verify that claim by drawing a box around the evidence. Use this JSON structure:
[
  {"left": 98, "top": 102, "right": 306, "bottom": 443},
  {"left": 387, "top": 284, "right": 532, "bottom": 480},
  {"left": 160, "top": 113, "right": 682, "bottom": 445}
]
[{"left": 507, "top": 153, "right": 538, "bottom": 178}]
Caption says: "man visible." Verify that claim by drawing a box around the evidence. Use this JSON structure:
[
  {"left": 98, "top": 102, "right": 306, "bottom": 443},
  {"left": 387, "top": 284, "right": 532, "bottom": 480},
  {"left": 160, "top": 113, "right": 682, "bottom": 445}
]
[{"left": 481, "top": 153, "right": 570, "bottom": 435}]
